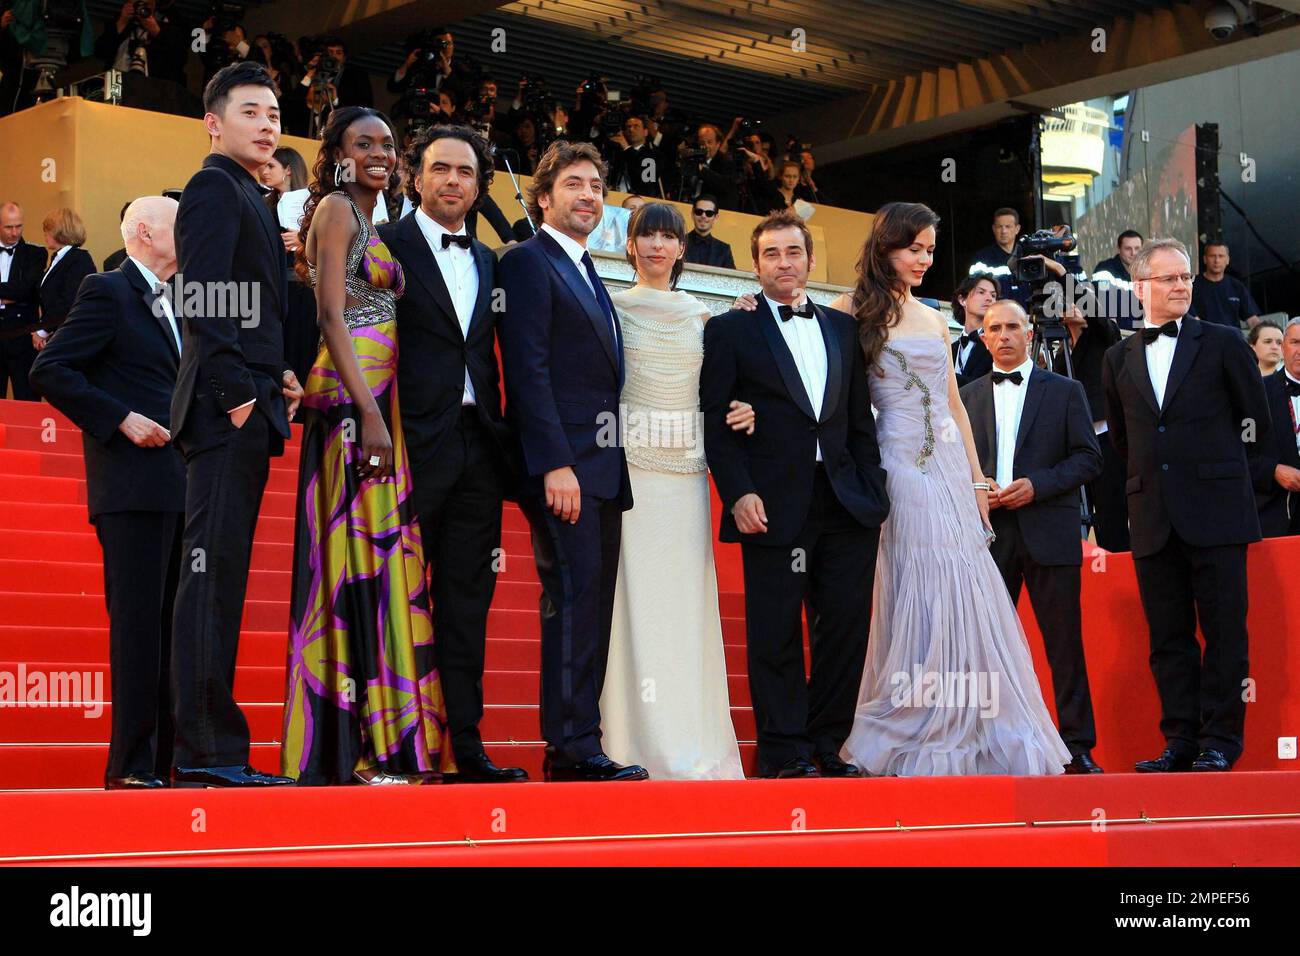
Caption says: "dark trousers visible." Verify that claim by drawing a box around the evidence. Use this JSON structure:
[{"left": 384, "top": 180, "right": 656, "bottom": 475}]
[
  {"left": 518, "top": 492, "right": 622, "bottom": 764},
  {"left": 170, "top": 409, "right": 272, "bottom": 767},
  {"left": 1133, "top": 530, "right": 1249, "bottom": 763},
  {"left": 1091, "top": 431, "right": 1130, "bottom": 552},
  {"left": 1, "top": 336, "right": 38, "bottom": 401},
  {"left": 413, "top": 408, "right": 505, "bottom": 757},
  {"left": 740, "top": 465, "right": 878, "bottom": 773},
  {"left": 95, "top": 510, "right": 183, "bottom": 781},
  {"left": 989, "top": 510, "right": 1097, "bottom": 755}
]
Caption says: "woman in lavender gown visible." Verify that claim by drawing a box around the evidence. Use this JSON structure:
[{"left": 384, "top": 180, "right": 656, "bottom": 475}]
[{"left": 830, "top": 202, "right": 1070, "bottom": 776}]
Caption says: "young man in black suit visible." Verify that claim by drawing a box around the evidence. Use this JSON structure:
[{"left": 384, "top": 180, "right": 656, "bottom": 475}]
[
  {"left": 497, "top": 140, "right": 648, "bottom": 783},
  {"left": 1254, "top": 318, "right": 1300, "bottom": 537},
  {"left": 30, "top": 196, "right": 187, "bottom": 789},
  {"left": 960, "top": 299, "right": 1104, "bottom": 773},
  {"left": 0, "top": 201, "right": 46, "bottom": 400},
  {"left": 378, "top": 125, "right": 526, "bottom": 784},
  {"left": 168, "top": 61, "right": 303, "bottom": 788},
  {"left": 951, "top": 273, "right": 997, "bottom": 386},
  {"left": 700, "top": 209, "right": 889, "bottom": 778},
  {"left": 1102, "top": 238, "right": 1271, "bottom": 773}
]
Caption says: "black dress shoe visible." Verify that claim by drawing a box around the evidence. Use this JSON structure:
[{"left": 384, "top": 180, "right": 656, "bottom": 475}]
[
  {"left": 1191, "top": 749, "right": 1232, "bottom": 772},
  {"left": 814, "top": 753, "right": 861, "bottom": 777},
  {"left": 1134, "top": 749, "right": 1194, "bottom": 773},
  {"left": 543, "top": 753, "right": 649, "bottom": 782},
  {"left": 763, "top": 757, "right": 819, "bottom": 779},
  {"left": 1064, "top": 751, "right": 1104, "bottom": 774},
  {"left": 105, "top": 773, "right": 168, "bottom": 790},
  {"left": 443, "top": 750, "right": 530, "bottom": 784},
  {"left": 172, "top": 765, "right": 296, "bottom": 788}
]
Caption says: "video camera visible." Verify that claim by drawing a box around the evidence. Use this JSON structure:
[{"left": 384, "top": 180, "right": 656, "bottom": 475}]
[{"left": 1011, "top": 229, "right": 1077, "bottom": 283}]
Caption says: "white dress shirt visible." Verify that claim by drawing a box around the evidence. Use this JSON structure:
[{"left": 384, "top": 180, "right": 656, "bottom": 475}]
[
  {"left": 415, "top": 208, "right": 478, "bottom": 405},
  {"left": 955, "top": 330, "right": 977, "bottom": 374},
  {"left": 992, "top": 357, "right": 1035, "bottom": 489},
  {"left": 1143, "top": 318, "right": 1182, "bottom": 409},
  {"left": 128, "top": 256, "right": 181, "bottom": 354},
  {"left": 540, "top": 222, "right": 618, "bottom": 346},
  {"left": 0, "top": 242, "right": 15, "bottom": 315},
  {"left": 766, "top": 294, "right": 827, "bottom": 462}
]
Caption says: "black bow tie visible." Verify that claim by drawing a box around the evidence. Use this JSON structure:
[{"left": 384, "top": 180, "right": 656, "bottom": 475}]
[
  {"left": 441, "top": 232, "right": 472, "bottom": 249},
  {"left": 778, "top": 303, "right": 814, "bottom": 321},
  {"left": 991, "top": 370, "right": 1023, "bottom": 386},
  {"left": 1284, "top": 376, "right": 1300, "bottom": 398},
  {"left": 960, "top": 332, "right": 976, "bottom": 346},
  {"left": 0, "top": 246, "right": 14, "bottom": 256},
  {"left": 1140, "top": 322, "right": 1179, "bottom": 344}
]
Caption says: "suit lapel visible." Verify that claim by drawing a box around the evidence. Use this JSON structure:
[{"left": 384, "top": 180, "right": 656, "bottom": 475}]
[
  {"left": 1161, "top": 318, "right": 1202, "bottom": 412},
  {"left": 980, "top": 377, "right": 997, "bottom": 476},
  {"left": 1123, "top": 333, "right": 1160, "bottom": 415},
  {"left": 813, "top": 303, "right": 841, "bottom": 423},
  {"left": 536, "top": 231, "right": 618, "bottom": 371},
  {"left": 467, "top": 241, "right": 494, "bottom": 339},
  {"left": 757, "top": 299, "right": 817, "bottom": 421},
  {"left": 395, "top": 213, "right": 461, "bottom": 338},
  {"left": 1014, "top": 366, "right": 1046, "bottom": 457},
  {"left": 122, "top": 259, "right": 180, "bottom": 361}
]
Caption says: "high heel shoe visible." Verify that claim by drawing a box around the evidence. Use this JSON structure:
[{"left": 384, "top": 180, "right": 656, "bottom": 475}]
[{"left": 352, "top": 769, "right": 412, "bottom": 785}]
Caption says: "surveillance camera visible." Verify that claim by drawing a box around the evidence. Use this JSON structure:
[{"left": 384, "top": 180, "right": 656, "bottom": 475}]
[{"left": 1205, "top": 3, "right": 1240, "bottom": 40}]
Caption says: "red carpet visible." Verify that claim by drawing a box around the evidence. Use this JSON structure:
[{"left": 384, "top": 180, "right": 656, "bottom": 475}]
[{"left": 1, "top": 397, "right": 1297, "bottom": 865}]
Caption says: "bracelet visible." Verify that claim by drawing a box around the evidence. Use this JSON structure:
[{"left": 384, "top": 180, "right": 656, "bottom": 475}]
[{"left": 972, "top": 482, "right": 991, "bottom": 491}]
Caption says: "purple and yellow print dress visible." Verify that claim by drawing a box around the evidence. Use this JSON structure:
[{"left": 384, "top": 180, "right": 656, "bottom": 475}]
[{"left": 281, "top": 194, "right": 455, "bottom": 783}]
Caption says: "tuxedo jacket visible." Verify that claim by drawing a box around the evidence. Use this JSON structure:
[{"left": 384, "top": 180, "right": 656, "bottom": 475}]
[
  {"left": 1102, "top": 317, "right": 1270, "bottom": 558},
  {"left": 377, "top": 213, "right": 520, "bottom": 489},
  {"left": 37, "top": 246, "right": 96, "bottom": 334},
  {"left": 29, "top": 260, "right": 186, "bottom": 518},
  {"left": 0, "top": 240, "right": 46, "bottom": 335},
  {"left": 960, "top": 366, "right": 1102, "bottom": 565},
  {"left": 952, "top": 330, "right": 992, "bottom": 387},
  {"left": 1054, "top": 310, "right": 1121, "bottom": 422},
  {"left": 1253, "top": 370, "right": 1300, "bottom": 537},
  {"left": 700, "top": 299, "right": 889, "bottom": 546},
  {"left": 497, "top": 230, "right": 631, "bottom": 506},
  {"left": 170, "top": 153, "right": 290, "bottom": 449}
]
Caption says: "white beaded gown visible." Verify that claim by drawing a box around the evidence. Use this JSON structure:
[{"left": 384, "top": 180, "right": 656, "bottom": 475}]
[
  {"left": 839, "top": 334, "right": 1071, "bottom": 776},
  {"left": 599, "top": 285, "right": 745, "bottom": 780}
]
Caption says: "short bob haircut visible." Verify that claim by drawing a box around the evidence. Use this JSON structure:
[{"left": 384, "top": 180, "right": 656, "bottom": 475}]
[
  {"left": 42, "top": 207, "right": 86, "bottom": 247},
  {"left": 624, "top": 202, "right": 687, "bottom": 288}
]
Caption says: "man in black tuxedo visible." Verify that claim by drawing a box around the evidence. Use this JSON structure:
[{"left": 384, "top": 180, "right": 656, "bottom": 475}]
[
  {"left": 609, "top": 114, "right": 663, "bottom": 197},
  {"left": 168, "top": 62, "right": 303, "bottom": 788},
  {"left": 1102, "top": 238, "right": 1271, "bottom": 773},
  {"left": 1254, "top": 318, "right": 1300, "bottom": 537},
  {"left": 498, "top": 140, "right": 647, "bottom": 783},
  {"left": 960, "top": 300, "right": 1104, "bottom": 773},
  {"left": 0, "top": 201, "right": 46, "bottom": 400},
  {"left": 701, "top": 209, "right": 889, "bottom": 778},
  {"left": 30, "top": 197, "right": 187, "bottom": 789},
  {"left": 378, "top": 125, "right": 526, "bottom": 784},
  {"left": 951, "top": 273, "right": 997, "bottom": 386}
]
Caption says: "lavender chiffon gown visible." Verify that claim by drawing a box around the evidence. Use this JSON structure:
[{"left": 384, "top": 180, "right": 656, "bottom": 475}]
[{"left": 840, "top": 335, "right": 1071, "bottom": 776}]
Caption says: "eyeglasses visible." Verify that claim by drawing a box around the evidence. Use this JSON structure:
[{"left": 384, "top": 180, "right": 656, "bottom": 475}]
[
  {"left": 692, "top": 208, "right": 718, "bottom": 218},
  {"left": 1145, "top": 273, "right": 1194, "bottom": 286}
]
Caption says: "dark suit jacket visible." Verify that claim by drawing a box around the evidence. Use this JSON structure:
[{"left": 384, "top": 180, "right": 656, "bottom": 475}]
[
  {"left": 1102, "top": 317, "right": 1270, "bottom": 558},
  {"left": 612, "top": 143, "right": 663, "bottom": 196},
  {"left": 37, "top": 247, "right": 97, "bottom": 334},
  {"left": 700, "top": 299, "right": 889, "bottom": 546},
  {"left": 1054, "top": 310, "right": 1121, "bottom": 422},
  {"left": 497, "top": 230, "right": 631, "bottom": 506},
  {"left": 960, "top": 366, "right": 1102, "bottom": 565},
  {"left": 1253, "top": 370, "right": 1300, "bottom": 537},
  {"left": 0, "top": 240, "right": 46, "bottom": 335},
  {"left": 377, "top": 212, "right": 519, "bottom": 494},
  {"left": 952, "top": 330, "right": 992, "bottom": 387},
  {"left": 171, "top": 153, "right": 290, "bottom": 450},
  {"left": 29, "top": 260, "right": 186, "bottom": 518}
]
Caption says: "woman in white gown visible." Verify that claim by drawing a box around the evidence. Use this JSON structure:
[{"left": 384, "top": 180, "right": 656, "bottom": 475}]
[
  {"left": 830, "top": 202, "right": 1071, "bottom": 776},
  {"left": 599, "top": 203, "right": 748, "bottom": 780}
]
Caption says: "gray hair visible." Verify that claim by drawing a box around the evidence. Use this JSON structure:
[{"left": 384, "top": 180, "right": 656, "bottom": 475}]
[
  {"left": 1286, "top": 317, "right": 1300, "bottom": 334},
  {"left": 1132, "top": 237, "right": 1191, "bottom": 279},
  {"left": 120, "top": 196, "right": 178, "bottom": 246}
]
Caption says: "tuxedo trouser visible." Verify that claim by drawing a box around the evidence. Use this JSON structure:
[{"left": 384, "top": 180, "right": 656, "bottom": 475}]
[
  {"left": 414, "top": 407, "right": 505, "bottom": 757},
  {"left": 1090, "top": 434, "right": 1130, "bottom": 553},
  {"left": 1133, "top": 531, "right": 1249, "bottom": 762},
  {"left": 989, "top": 509, "right": 1097, "bottom": 755},
  {"left": 1, "top": 335, "right": 38, "bottom": 401},
  {"left": 95, "top": 511, "right": 183, "bottom": 780},
  {"left": 518, "top": 493, "right": 622, "bottom": 764},
  {"left": 741, "top": 466, "right": 878, "bottom": 772},
  {"left": 171, "top": 409, "right": 272, "bottom": 767}
]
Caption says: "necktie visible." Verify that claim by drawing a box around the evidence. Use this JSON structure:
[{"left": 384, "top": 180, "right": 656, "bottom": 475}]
[
  {"left": 580, "top": 251, "right": 617, "bottom": 343},
  {"left": 0, "top": 246, "right": 14, "bottom": 257},
  {"left": 991, "top": 370, "right": 1023, "bottom": 386},
  {"left": 1140, "top": 323, "right": 1179, "bottom": 344},
  {"left": 441, "top": 232, "right": 472, "bottom": 249},
  {"left": 1284, "top": 376, "right": 1300, "bottom": 398},
  {"left": 778, "top": 303, "right": 814, "bottom": 321}
]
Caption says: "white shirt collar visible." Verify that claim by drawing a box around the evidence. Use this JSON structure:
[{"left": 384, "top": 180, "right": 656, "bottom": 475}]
[
  {"left": 1143, "top": 317, "right": 1183, "bottom": 331},
  {"left": 127, "top": 256, "right": 167, "bottom": 294},
  {"left": 49, "top": 244, "right": 72, "bottom": 263},
  {"left": 762, "top": 293, "right": 807, "bottom": 321},
  {"left": 541, "top": 223, "right": 588, "bottom": 266},
  {"left": 1285, "top": 369, "right": 1300, "bottom": 388},
  {"left": 415, "top": 207, "right": 468, "bottom": 250},
  {"left": 993, "top": 356, "right": 1035, "bottom": 384}
]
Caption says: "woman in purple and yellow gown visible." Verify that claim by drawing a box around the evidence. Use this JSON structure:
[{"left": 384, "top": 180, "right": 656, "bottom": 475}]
[{"left": 281, "top": 107, "right": 455, "bottom": 785}]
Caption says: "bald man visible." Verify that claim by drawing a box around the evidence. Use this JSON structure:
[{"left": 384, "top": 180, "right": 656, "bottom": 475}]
[
  {"left": 30, "top": 197, "right": 188, "bottom": 789},
  {"left": 0, "top": 202, "right": 48, "bottom": 399}
]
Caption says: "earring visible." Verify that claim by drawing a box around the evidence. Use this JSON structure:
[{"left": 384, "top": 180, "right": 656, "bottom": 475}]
[{"left": 333, "top": 163, "right": 342, "bottom": 187}]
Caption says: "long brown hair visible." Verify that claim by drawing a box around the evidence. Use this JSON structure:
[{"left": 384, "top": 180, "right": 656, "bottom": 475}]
[{"left": 850, "top": 201, "right": 940, "bottom": 371}]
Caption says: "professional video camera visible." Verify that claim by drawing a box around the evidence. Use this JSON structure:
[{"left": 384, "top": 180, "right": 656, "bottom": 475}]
[{"left": 1011, "top": 229, "right": 1078, "bottom": 283}]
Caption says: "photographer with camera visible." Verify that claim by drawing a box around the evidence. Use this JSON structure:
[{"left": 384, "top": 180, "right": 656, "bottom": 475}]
[
  {"left": 681, "top": 123, "right": 738, "bottom": 210},
  {"left": 388, "top": 26, "right": 471, "bottom": 97},
  {"left": 608, "top": 113, "right": 663, "bottom": 197},
  {"left": 95, "top": 0, "right": 189, "bottom": 85},
  {"left": 300, "top": 35, "right": 371, "bottom": 116}
]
